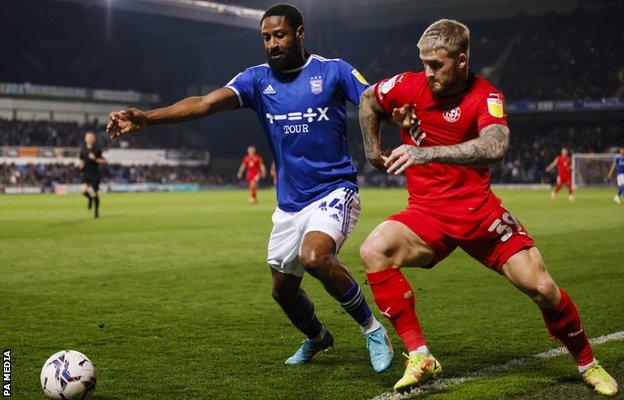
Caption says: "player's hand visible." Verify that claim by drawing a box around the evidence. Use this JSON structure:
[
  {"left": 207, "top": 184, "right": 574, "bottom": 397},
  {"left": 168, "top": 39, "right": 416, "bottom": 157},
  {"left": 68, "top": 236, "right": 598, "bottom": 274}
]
[
  {"left": 106, "top": 108, "right": 148, "bottom": 138},
  {"left": 366, "top": 149, "right": 392, "bottom": 172},
  {"left": 236, "top": 173, "right": 242, "bottom": 180},
  {"left": 392, "top": 104, "right": 418, "bottom": 132},
  {"left": 385, "top": 144, "right": 433, "bottom": 175},
  {"left": 88, "top": 152, "right": 96, "bottom": 160}
]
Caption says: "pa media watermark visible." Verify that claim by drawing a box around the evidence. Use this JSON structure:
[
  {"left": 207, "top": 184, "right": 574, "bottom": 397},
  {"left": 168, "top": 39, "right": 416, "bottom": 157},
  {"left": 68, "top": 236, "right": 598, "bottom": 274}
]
[{"left": 2, "top": 349, "right": 10, "bottom": 398}]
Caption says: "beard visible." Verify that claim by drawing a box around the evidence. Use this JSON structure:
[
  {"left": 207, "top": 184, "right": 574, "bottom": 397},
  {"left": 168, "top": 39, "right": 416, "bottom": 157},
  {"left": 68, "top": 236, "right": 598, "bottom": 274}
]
[
  {"left": 428, "top": 68, "right": 468, "bottom": 98},
  {"left": 266, "top": 42, "right": 304, "bottom": 72}
]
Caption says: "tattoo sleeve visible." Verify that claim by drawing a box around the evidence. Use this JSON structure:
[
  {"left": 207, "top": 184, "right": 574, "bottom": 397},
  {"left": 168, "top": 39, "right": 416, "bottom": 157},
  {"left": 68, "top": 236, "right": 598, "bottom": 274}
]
[
  {"left": 358, "top": 86, "right": 388, "bottom": 169},
  {"left": 428, "top": 124, "right": 510, "bottom": 166}
]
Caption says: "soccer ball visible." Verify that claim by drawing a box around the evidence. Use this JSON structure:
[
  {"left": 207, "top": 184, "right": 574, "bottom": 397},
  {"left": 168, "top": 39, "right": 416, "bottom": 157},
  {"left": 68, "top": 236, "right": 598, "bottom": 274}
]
[{"left": 40, "top": 350, "right": 96, "bottom": 400}]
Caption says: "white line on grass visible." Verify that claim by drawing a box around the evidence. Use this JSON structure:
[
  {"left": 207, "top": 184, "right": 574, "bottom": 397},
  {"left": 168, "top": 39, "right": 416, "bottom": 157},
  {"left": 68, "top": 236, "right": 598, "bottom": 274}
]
[{"left": 370, "top": 330, "right": 624, "bottom": 400}]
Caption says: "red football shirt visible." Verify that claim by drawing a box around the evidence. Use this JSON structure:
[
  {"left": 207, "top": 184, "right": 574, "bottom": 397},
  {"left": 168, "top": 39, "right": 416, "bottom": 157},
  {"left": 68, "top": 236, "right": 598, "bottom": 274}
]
[
  {"left": 243, "top": 154, "right": 263, "bottom": 179},
  {"left": 555, "top": 155, "right": 571, "bottom": 180},
  {"left": 374, "top": 71, "right": 507, "bottom": 207}
]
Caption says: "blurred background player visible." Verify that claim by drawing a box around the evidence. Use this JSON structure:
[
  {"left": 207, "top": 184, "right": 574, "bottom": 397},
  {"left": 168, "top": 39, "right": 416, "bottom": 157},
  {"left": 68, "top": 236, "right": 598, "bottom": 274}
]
[
  {"left": 106, "top": 3, "right": 393, "bottom": 372},
  {"left": 270, "top": 160, "right": 277, "bottom": 186},
  {"left": 358, "top": 19, "right": 618, "bottom": 395},
  {"left": 546, "top": 147, "right": 574, "bottom": 201},
  {"left": 78, "top": 130, "right": 106, "bottom": 218},
  {"left": 236, "top": 145, "right": 266, "bottom": 204},
  {"left": 607, "top": 147, "right": 624, "bottom": 204}
]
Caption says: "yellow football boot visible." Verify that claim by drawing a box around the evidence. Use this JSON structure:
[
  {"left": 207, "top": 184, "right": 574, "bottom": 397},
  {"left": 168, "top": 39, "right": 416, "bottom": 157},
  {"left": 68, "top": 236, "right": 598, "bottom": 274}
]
[
  {"left": 393, "top": 353, "right": 442, "bottom": 392},
  {"left": 582, "top": 363, "right": 618, "bottom": 396}
]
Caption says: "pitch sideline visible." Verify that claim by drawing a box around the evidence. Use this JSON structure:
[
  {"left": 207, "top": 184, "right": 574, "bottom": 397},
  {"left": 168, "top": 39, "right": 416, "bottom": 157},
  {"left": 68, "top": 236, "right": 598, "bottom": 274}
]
[{"left": 369, "top": 330, "right": 624, "bottom": 400}]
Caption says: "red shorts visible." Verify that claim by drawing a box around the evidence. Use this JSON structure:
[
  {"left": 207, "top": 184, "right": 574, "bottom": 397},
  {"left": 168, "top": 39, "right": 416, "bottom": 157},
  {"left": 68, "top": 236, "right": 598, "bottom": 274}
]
[
  {"left": 246, "top": 173, "right": 260, "bottom": 184},
  {"left": 388, "top": 192, "right": 535, "bottom": 271},
  {"left": 557, "top": 175, "right": 571, "bottom": 185}
]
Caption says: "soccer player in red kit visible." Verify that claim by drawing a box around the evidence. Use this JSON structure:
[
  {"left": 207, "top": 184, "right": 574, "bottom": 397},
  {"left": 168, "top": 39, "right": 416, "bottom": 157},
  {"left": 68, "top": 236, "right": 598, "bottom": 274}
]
[
  {"left": 358, "top": 19, "right": 618, "bottom": 395},
  {"left": 237, "top": 145, "right": 266, "bottom": 204},
  {"left": 546, "top": 147, "right": 574, "bottom": 201}
]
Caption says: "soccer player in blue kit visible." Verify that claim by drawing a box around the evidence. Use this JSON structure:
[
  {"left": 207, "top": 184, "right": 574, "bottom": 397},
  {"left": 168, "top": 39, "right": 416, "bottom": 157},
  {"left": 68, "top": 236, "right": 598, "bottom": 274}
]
[
  {"left": 607, "top": 147, "right": 624, "bottom": 204},
  {"left": 106, "top": 4, "right": 394, "bottom": 372}
]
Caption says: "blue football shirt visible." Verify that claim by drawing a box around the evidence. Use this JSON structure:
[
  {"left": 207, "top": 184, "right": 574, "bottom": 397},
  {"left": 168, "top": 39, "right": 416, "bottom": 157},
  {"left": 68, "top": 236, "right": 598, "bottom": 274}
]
[
  {"left": 616, "top": 154, "right": 624, "bottom": 175},
  {"left": 226, "top": 54, "right": 368, "bottom": 212}
]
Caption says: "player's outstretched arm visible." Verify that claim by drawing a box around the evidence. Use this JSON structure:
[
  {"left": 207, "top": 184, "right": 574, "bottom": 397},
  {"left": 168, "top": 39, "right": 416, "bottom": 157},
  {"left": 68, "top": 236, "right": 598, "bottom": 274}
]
[
  {"left": 236, "top": 162, "right": 246, "bottom": 180},
  {"left": 107, "top": 88, "right": 239, "bottom": 139},
  {"left": 545, "top": 159, "right": 557, "bottom": 173},
  {"left": 385, "top": 123, "right": 510, "bottom": 174},
  {"left": 358, "top": 86, "right": 388, "bottom": 171},
  {"left": 607, "top": 162, "right": 616, "bottom": 180}
]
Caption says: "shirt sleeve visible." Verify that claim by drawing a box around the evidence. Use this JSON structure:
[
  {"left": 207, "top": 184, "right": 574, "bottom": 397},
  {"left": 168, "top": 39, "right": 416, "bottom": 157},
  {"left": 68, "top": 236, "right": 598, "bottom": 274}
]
[
  {"left": 338, "top": 60, "right": 369, "bottom": 105},
  {"left": 373, "top": 73, "right": 408, "bottom": 113},
  {"left": 225, "top": 68, "right": 256, "bottom": 109},
  {"left": 476, "top": 91, "right": 508, "bottom": 132}
]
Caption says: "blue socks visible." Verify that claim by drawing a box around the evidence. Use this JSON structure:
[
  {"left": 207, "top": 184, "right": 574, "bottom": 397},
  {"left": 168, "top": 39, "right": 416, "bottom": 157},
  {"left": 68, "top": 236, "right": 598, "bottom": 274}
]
[{"left": 335, "top": 281, "right": 374, "bottom": 329}]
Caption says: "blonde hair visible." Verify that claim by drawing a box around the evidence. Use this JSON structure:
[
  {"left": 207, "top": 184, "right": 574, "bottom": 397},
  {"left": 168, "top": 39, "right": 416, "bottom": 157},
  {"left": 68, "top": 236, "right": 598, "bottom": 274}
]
[{"left": 417, "top": 19, "right": 470, "bottom": 57}]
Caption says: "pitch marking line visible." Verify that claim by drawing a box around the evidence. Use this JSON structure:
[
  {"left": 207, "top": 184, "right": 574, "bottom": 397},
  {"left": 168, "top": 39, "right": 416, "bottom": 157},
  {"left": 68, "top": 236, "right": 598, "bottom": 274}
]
[{"left": 370, "top": 330, "right": 624, "bottom": 400}]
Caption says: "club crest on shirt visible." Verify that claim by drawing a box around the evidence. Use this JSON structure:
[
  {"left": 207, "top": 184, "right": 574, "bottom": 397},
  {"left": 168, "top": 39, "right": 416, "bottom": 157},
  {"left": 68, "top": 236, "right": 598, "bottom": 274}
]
[
  {"left": 310, "top": 76, "right": 323, "bottom": 94},
  {"left": 442, "top": 106, "right": 461, "bottom": 123}
]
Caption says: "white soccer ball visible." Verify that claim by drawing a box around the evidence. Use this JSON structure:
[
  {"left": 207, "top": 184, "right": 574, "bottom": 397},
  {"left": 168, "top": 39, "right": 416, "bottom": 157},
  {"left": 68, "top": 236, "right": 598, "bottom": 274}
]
[{"left": 40, "top": 350, "right": 96, "bottom": 400}]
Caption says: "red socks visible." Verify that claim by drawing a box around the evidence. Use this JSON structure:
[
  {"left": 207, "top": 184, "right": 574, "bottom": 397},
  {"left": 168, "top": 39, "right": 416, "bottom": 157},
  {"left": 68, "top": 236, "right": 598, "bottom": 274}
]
[
  {"left": 541, "top": 288, "right": 594, "bottom": 366},
  {"left": 367, "top": 269, "right": 592, "bottom": 366},
  {"left": 366, "top": 268, "right": 426, "bottom": 352}
]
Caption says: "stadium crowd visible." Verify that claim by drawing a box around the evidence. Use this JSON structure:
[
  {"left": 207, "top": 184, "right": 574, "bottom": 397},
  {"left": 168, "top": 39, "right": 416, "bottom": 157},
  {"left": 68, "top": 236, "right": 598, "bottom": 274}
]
[
  {"left": 354, "top": 8, "right": 623, "bottom": 101},
  {"left": 491, "top": 123, "right": 622, "bottom": 184},
  {"left": 0, "top": 163, "right": 233, "bottom": 189},
  {"left": 1, "top": 120, "right": 622, "bottom": 189}
]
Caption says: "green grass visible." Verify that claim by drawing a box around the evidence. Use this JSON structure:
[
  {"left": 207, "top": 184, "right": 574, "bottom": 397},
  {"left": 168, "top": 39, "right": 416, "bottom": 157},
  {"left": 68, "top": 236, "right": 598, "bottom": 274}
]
[{"left": 0, "top": 188, "right": 623, "bottom": 400}]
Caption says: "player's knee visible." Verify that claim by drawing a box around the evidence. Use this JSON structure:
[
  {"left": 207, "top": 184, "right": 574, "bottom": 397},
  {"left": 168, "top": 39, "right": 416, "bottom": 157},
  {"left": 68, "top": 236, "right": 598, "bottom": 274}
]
[
  {"left": 299, "top": 250, "right": 333, "bottom": 276},
  {"left": 271, "top": 283, "right": 297, "bottom": 303},
  {"left": 532, "top": 275, "right": 558, "bottom": 306},
  {"left": 359, "top": 239, "right": 388, "bottom": 271},
  {"left": 522, "top": 265, "right": 558, "bottom": 307}
]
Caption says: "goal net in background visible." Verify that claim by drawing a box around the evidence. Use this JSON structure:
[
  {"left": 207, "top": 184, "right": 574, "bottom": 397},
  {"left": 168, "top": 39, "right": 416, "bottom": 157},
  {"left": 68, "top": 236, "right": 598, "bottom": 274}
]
[{"left": 572, "top": 153, "right": 615, "bottom": 188}]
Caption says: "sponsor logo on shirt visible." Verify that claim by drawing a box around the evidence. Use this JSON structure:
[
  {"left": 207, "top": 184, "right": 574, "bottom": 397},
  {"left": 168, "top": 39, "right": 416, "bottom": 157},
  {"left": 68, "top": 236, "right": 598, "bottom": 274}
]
[
  {"left": 487, "top": 97, "right": 504, "bottom": 118},
  {"left": 263, "top": 84, "right": 276, "bottom": 95},
  {"left": 443, "top": 106, "right": 461, "bottom": 123},
  {"left": 266, "top": 107, "right": 330, "bottom": 134},
  {"left": 351, "top": 69, "right": 368, "bottom": 85},
  {"left": 310, "top": 76, "right": 323, "bottom": 94}
]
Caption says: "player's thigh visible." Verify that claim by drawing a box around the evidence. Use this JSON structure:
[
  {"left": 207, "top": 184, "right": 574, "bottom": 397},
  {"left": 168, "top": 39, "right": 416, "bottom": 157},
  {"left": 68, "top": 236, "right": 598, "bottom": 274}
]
[
  {"left": 299, "top": 231, "right": 337, "bottom": 267},
  {"left": 500, "top": 247, "right": 560, "bottom": 307},
  {"left": 617, "top": 174, "right": 624, "bottom": 186},
  {"left": 80, "top": 183, "right": 88, "bottom": 193},
  {"left": 91, "top": 179, "right": 100, "bottom": 195},
  {"left": 360, "top": 220, "right": 435, "bottom": 271}
]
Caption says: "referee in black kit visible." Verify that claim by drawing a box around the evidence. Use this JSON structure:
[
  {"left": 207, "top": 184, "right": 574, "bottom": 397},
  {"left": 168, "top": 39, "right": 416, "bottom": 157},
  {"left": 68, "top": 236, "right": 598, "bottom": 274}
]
[{"left": 78, "top": 130, "right": 106, "bottom": 218}]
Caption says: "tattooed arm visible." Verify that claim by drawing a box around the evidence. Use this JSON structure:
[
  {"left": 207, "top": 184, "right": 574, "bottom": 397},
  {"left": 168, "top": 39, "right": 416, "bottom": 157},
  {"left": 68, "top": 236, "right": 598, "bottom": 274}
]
[
  {"left": 385, "top": 123, "right": 510, "bottom": 175},
  {"left": 358, "top": 86, "right": 388, "bottom": 171}
]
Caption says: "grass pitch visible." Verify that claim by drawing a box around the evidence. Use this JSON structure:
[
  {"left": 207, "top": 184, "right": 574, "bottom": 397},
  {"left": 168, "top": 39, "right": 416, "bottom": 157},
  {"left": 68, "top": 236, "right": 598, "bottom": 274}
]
[{"left": 1, "top": 188, "right": 622, "bottom": 400}]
